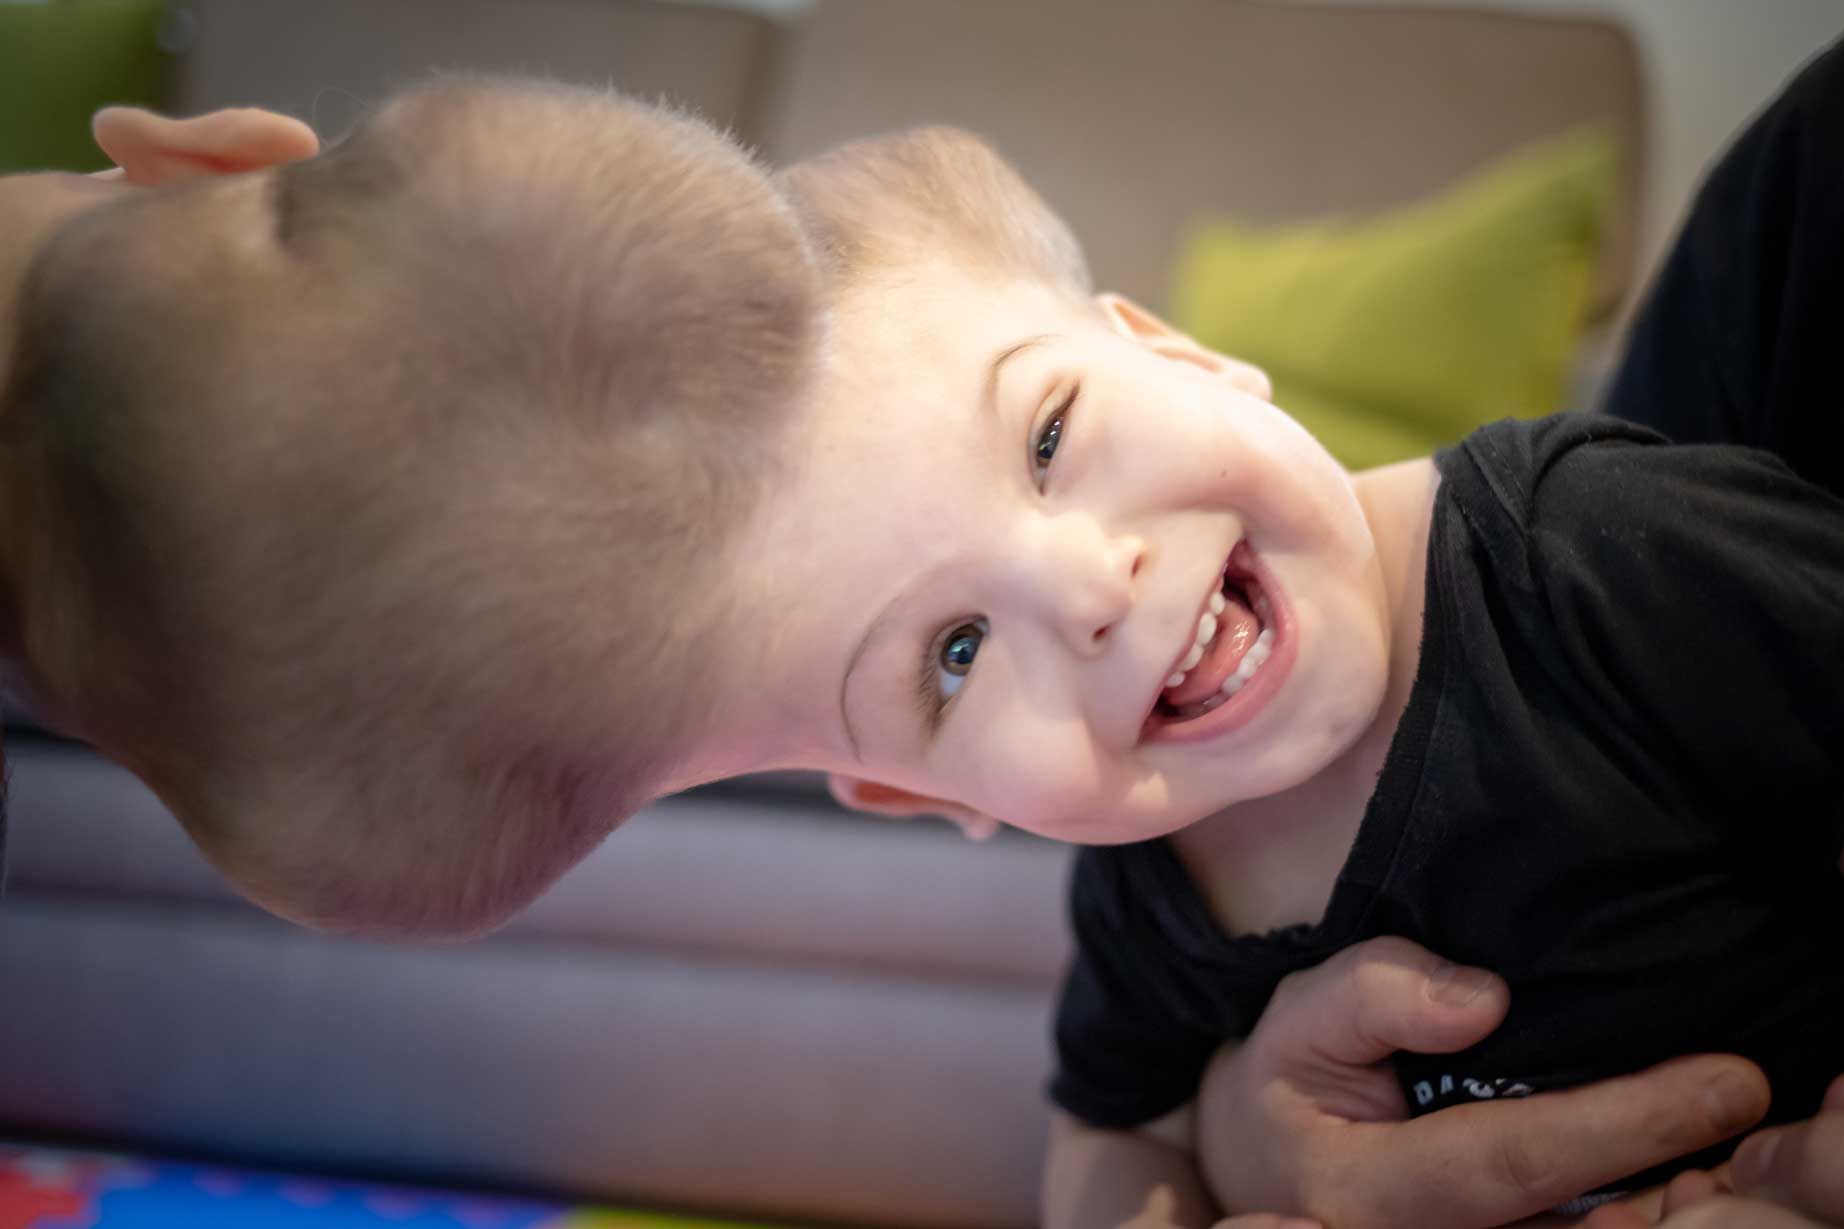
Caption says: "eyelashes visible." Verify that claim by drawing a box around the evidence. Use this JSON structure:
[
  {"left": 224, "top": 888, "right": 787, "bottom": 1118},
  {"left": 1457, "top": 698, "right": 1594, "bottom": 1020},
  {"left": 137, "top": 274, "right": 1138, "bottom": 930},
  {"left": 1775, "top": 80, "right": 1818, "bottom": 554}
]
[
  {"left": 913, "top": 381, "right": 1082, "bottom": 732},
  {"left": 1032, "top": 384, "right": 1077, "bottom": 490},
  {"left": 914, "top": 617, "right": 984, "bottom": 736}
]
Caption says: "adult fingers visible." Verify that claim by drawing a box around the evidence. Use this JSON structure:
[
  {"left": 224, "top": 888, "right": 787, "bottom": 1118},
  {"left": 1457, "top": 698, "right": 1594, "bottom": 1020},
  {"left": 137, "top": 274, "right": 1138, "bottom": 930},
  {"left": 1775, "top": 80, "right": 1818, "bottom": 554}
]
[
  {"left": 1730, "top": 1111, "right": 1844, "bottom": 1224},
  {"left": 1261, "top": 937, "right": 1510, "bottom": 1073},
  {"left": 1213, "top": 1215, "right": 1320, "bottom": 1229},
  {"left": 92, "top": 106, "right": 318, "bottom": 186},
  {"left": 1308, "top": 1055, "right": 1768, "bottom": 1229}
]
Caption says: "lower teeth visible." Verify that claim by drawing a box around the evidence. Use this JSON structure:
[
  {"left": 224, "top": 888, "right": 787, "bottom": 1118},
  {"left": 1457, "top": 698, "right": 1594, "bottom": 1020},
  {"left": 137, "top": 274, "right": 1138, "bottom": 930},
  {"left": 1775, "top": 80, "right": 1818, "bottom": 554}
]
[
  {"left": 1168, "top": 625, "right": 1276, "bottom": 719},
  {"left": 1220, "top": 627, "right": 1275, "bottom": 697}
]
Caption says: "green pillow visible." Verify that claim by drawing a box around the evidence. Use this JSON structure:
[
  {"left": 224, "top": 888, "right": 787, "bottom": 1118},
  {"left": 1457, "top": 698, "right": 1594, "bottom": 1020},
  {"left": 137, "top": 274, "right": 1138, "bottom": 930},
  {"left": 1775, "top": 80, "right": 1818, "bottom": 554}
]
[
  {"left": 1167, "top": 128, "right": 1614, "bottom": 470},
  {"left": 0, "top": 0, "right": 172, "bottom": 174}
]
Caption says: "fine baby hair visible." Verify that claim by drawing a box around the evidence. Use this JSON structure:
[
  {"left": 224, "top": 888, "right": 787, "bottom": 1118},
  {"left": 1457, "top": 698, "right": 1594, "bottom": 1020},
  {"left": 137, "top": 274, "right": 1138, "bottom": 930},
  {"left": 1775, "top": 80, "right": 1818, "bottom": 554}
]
[
  {"left": 1, "top": 77, "right": 820, "bottom": 938},
  {"left": 778, "top": 125, "right": 1091, "bottom": 305}
]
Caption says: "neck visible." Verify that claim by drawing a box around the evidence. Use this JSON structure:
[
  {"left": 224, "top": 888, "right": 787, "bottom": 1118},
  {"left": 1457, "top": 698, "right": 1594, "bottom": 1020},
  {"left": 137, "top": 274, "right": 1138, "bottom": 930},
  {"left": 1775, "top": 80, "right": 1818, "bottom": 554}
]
[
  {"left": 1349, "top": 456, "right": 1443, "bottom": 748},
  {"left": 1172, "top": 456, "right": 1441, "bottom": 935}
]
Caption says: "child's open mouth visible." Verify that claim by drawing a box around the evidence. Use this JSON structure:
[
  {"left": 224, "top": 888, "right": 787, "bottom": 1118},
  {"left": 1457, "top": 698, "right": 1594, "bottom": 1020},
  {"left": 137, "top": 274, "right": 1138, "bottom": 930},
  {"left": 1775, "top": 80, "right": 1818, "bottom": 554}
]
[{"left": 1145, "top": 540, "right": 1295, "bottom": 740}]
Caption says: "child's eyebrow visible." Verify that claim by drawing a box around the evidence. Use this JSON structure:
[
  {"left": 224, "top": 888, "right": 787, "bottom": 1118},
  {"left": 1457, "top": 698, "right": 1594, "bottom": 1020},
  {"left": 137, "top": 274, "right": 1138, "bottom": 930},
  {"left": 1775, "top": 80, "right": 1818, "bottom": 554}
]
[
  {"left": 834, "top": 333, "right": 1066, "bottom": 763},
  {"left": 985, "top": 333, "right": 1058, "bottom": 420}
]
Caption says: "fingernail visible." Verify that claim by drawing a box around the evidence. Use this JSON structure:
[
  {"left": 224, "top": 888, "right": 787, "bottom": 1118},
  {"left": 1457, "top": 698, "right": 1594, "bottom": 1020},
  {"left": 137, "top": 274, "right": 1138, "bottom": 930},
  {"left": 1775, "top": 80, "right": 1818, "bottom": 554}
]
[
  {"left": 1732, "top": 1128, "right": 1782, "bottom": 1189},
  {"left": 1428, "top": 961, "right": 1493, "bottom": 1005},
  {"left": 1706, "top": 1068, "right": 1765, "bottom": 1134}
]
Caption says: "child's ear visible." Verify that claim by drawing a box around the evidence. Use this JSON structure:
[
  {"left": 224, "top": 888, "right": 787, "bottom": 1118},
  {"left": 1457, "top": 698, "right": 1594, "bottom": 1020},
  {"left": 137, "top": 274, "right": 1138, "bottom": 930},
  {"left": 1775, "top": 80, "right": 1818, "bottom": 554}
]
[
  {"left": 91, "top": 106, "right": 319, "bottom": 187},
  {"left": 1095, "top": 292, "right": 1273, "bottom": 402},
  {"left": 826, "top": 774, "right": 1002, "bottom": 842}
]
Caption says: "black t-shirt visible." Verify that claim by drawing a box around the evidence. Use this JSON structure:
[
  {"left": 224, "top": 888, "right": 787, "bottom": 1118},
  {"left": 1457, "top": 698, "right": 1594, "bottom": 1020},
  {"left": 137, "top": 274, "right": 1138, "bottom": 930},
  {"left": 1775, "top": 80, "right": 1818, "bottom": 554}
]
[
  {"left": 1051, "top": 416, "right": 1844, "bottom": 1182},
  {"left": 0, "top": 728, "right": 7, "bottom": 897},
  {"left": 1599, "top": 39, "right": 1844, "bottom": 499}
]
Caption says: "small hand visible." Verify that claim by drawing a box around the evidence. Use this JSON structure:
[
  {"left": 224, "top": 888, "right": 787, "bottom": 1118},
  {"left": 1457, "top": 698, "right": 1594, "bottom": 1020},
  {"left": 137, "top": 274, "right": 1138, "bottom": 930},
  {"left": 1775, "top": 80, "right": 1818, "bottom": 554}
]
[
  {"left": 1582, "top": 1075, "right": 1844, "bottom": 1229},
  {"left": 1194, "top": 936, "right": 1770, "bottom": 1229}
]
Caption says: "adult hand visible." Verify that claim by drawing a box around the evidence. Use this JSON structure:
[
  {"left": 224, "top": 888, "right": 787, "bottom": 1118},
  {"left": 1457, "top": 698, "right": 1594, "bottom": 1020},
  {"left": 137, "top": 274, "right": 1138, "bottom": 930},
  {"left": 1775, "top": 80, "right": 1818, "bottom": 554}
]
[
  {"left": 91, "top": 105, "right": 318, "bottom": 185},
  {"left": 1194, "top": 937, "right": 1771, "bottom": 1229},
  {"left": 1581, "top": 1075, "right": 1844, "bottom": 1229}
]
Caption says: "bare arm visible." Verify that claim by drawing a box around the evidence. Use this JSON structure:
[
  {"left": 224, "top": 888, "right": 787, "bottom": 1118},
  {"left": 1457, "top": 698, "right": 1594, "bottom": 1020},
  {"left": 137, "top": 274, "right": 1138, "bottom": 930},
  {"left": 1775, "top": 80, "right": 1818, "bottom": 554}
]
[{"left": 1043, "top": 1106, "right": 1220, "bottom": 1229}]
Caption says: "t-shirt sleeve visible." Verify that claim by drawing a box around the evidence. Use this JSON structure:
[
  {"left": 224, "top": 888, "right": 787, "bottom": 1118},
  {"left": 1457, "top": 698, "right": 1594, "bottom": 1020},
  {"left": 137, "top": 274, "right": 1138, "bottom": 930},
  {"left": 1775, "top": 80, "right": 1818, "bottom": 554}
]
[
  {"left": 1049, "top": 849, "right": 1223, "bottom": 1128},
  {"left": 1523, "top": 428, "right": 1844, "bottom": 869}
]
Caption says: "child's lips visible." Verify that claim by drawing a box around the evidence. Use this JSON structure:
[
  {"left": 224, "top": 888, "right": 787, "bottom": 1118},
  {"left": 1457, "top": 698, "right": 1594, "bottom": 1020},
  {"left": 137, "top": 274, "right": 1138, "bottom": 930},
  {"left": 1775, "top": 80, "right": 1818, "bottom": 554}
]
[{"left": 1141, "top": 541, "right": 1295, "bottom": 744}]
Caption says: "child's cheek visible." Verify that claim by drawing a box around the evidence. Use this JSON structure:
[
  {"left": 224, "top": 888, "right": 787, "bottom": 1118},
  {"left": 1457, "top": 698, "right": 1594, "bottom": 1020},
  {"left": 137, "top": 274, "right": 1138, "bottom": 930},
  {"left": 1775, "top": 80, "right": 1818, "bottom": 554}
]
[{"left": 960, "top": 700, "right": 1105, "bottom": 837}]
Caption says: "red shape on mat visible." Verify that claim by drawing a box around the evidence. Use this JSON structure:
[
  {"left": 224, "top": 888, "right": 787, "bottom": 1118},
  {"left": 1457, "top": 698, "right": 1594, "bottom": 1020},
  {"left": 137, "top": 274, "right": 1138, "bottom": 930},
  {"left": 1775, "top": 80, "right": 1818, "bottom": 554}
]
[{"left": 0, "top": 1168, "right": 94, "bottom": 1229}]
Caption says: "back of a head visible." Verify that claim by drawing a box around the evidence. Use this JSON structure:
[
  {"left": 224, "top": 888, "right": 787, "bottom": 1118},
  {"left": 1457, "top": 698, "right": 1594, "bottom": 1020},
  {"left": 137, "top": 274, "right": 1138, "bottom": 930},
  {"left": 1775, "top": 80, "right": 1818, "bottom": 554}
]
[
  {"left": 777, "top": 125, "right": 1091, "bottom": 304},
  {"left": 4, "top": 78, "right": 820, "bottom": 938}
]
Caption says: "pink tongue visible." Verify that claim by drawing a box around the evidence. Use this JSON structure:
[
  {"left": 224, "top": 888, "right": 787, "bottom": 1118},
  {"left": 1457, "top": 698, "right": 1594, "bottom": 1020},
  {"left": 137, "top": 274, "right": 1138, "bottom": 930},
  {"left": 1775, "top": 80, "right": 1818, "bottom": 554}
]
[{"left": 1163, "top": 590, "right": 1261, "bottom": 708}]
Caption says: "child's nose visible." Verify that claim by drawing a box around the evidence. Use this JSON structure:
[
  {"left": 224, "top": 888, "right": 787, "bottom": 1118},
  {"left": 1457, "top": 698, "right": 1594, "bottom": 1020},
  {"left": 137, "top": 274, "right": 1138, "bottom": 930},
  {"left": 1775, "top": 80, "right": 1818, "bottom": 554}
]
[{"left": 1043, "top": 527, "right": 1145, "bottom": 657}]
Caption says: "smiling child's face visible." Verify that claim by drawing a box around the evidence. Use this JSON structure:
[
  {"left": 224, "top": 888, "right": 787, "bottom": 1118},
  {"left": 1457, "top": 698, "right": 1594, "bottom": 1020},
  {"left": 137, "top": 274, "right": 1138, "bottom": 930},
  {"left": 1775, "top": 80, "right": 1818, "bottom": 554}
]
[{"left": 723, "top": 263, "right": 1395, "bottom": 844}]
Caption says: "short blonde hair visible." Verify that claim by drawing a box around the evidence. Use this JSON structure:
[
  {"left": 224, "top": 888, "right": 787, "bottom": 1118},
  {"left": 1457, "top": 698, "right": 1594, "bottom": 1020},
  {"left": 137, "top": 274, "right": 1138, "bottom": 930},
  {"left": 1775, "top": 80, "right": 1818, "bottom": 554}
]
[
  {"left": 777, "top": 126, "right": 1091, "bottom": 300},
  {"left": 5, "top": 78, "right": 819, "bottom": 937}
]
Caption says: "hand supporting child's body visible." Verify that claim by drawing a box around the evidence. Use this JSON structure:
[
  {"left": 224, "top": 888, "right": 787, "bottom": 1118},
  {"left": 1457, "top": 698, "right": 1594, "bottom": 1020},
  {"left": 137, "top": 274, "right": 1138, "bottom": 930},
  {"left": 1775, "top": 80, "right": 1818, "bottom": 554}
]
[
  {"left": 1188, "top": 937, "right": 1844, "bottom": 1229},
  {"left": 1053, "top": 935, "right": 1782, "bottom": 1229}
]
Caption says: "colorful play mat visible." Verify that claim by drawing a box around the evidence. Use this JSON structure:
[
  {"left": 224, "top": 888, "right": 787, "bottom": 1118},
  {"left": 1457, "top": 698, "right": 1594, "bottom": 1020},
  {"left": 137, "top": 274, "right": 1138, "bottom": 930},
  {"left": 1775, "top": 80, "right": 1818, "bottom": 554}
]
[{"left": 0, "top": 1143, "right": 782, "bottom": 1229}]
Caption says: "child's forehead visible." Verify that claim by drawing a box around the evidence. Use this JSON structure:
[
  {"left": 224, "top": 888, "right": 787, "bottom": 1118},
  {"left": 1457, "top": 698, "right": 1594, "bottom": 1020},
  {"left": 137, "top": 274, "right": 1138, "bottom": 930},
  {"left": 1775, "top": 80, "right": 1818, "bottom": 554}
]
[{"left": 828, "top": 264, "right": 1088, "bottom": 372}]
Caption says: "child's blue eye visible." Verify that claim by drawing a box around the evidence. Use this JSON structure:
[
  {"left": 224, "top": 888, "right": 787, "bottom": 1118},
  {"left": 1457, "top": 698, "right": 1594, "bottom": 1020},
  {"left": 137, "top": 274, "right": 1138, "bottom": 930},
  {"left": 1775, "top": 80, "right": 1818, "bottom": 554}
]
[
  {"left": 1032, "top": 386, "right": 1077, "bottom": 488},
  {"left": 936, "top": 620, "right": 986, "bottom": 699}
]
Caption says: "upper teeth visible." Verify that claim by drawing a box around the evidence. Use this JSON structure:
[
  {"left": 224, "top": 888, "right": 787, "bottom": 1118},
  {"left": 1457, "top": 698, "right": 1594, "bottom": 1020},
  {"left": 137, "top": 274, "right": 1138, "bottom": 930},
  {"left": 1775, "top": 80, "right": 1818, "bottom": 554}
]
[{"left": 1167, "top": 607, "right": 1218, "bottom": 686}]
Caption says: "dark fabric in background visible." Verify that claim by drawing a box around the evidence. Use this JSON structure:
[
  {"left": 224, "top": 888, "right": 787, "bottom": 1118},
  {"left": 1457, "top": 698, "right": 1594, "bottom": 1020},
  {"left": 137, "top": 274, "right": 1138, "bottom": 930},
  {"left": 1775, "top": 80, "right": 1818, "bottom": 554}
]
[{"left": 1600, "top": 37, "right": 1844, "bottom": 497}]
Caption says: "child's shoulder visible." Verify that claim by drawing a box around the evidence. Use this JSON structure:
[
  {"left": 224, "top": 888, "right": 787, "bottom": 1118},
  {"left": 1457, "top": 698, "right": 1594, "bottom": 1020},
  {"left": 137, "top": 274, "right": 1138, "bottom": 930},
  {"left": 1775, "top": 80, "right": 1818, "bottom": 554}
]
[
  {"left": 1439, "top": 413, "right": 1666, "bottom": 526},
  {"left": 1435, "top": 411, "right": 1833, "bottom": 581},
  {"left": 1437, "top": 412, "right": 1844, "bottom": 822}
]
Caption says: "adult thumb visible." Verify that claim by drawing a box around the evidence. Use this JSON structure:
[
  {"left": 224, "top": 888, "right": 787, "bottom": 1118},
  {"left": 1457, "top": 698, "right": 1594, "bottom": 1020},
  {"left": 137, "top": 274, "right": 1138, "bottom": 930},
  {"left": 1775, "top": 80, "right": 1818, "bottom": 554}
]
[{"left": 1262, "top": 936, "right": 1510, "bottom": 1074}]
